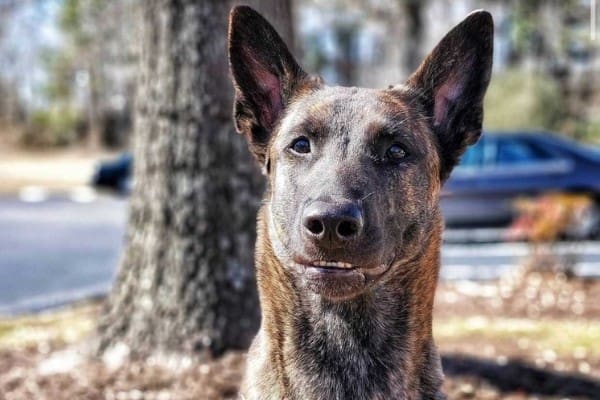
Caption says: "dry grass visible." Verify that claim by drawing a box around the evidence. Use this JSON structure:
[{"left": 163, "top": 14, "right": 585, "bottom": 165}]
[
  {"left": 435, "top": 316, "right": 600, "bottom": 359},
  {"left": 1, "top": 277, "right": 599, "bottom": 399},
  {"left": 0, "top": 140, "right": 118, "bottom": 193},
  {"left": 0, "top": 304, "right": 97, "bottom": 349}
]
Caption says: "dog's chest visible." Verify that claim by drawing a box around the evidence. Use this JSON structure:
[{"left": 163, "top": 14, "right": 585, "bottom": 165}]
[{"left": 282, "top": 307, "right": 411, "bottom": 400}]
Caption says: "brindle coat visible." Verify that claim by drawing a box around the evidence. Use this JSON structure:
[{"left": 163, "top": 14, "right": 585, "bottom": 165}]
[{"left": 228, "top": 6, "right": 493, "bottom": 399}]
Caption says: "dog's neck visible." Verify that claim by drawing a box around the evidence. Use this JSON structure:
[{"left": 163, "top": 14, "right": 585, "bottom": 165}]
[{"left": 245, "top": 207, "right": 445, "bottom": 400}]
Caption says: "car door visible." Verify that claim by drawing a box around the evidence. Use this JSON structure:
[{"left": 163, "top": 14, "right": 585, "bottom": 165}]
[{"left": 474, "top": 136, "right": 574, "bottom": 224}]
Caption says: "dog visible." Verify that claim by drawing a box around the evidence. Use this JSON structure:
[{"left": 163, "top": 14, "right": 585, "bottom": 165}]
[{"left": 228, "top": 6, "right": 493, "bottom": 399}]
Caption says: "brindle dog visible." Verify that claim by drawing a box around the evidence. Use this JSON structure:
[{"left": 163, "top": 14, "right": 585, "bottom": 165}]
[{"left": 228, "top": 6, "right": 493, "bottom": 399}]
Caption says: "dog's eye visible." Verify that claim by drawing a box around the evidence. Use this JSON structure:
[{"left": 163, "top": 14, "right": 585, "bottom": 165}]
[
  {"left": 290, "top": 137, "right": 311, "bottom": 154},
  {"left": 386, "top": 144, "right": 408, "bottom": 161}
]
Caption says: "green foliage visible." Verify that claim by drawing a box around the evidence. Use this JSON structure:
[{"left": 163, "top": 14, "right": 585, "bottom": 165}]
[
  {"left": 511, "top": 1, "right": 541, "bottom": 56},
  {"left": 21, "top": 107, "right": 83, "bottom": 147},
  {"left": 38, "top": 0, "right": 82, "bottom": 104},
  {"left": 58, "top": 0, "right": 104, "bottom": 48},
  {"left": 27, "top": 0, "right": 108, "bottom": 148},
  {"left": 510, "top": 0, "right": 582, "bottom": 58},
  {"left": 572, "top": 118, "right": 600, "bottom": 144},
  {"left": 59, "top": 0, "right": 83, "bottom": 34},
  {"left": 39, "top": 47, "right": 76, "bottom": 103},
  {"left": 484, "top": 69, "right": 566, "bottom": 131}
]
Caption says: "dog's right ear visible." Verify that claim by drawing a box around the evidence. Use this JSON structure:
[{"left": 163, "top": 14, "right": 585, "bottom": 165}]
[{"left": 228, "top": 6, "right": 309, "bottom": 166}]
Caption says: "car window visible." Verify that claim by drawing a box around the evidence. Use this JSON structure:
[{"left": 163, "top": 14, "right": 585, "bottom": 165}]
[
  {"left": 458, "top": 138, "right": 484, "bottom": 168},
  {"left": 495, "top": 138, "right": 556, "bottom": 165}
]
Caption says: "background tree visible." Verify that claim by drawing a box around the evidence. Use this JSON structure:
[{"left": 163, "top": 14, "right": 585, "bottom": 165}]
[
  {"left": 96, "top": 0, "right": 294, "bottom": 357},
  {"left": 399, "top": 0, "right": 424, "bottom": 73},
  {"left": 0, "top": 1, "right": 28, "bottom": 128},
  {"left": 49, "top": 0, "right": 140, "bottom": 148}
]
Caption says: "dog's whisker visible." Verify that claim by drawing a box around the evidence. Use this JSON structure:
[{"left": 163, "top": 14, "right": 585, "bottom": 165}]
[{"left": 360, "top": 191, "right": 375, "bottom": 202}]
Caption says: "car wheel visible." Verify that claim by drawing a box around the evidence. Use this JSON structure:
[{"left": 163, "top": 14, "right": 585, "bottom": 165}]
[{"left": 566, "top": 201, "right": 600, "bottom": 240}]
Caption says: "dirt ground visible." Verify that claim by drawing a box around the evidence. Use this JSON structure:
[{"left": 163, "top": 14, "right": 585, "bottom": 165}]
[
  {"left": 1, "top": 270, "right": 599, "bottom": 400},
  {"left": 0, "top": 138, "right": 118, "bottom": 194}
]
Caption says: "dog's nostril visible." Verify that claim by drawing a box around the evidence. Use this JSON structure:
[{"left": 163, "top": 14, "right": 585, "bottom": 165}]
[
  {"left": 337, "top": 220, "right": 359, "bottom": 238},
  {"left": 306, "top": 219, "right": 324, "bottom": 235},
  {"left": 303, "top": 201, "right": 363, "bottom": 244}
]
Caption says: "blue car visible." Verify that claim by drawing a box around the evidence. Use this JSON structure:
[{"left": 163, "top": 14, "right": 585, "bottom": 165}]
[
  {"left": 441, "top": 131, "right": 600, "bottom": 234},
  {"left": 91, "top": 153, "right": 133, "bottom": 194}
]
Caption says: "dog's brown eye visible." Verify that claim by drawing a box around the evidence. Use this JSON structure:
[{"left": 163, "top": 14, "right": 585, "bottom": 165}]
[
  {"left": 290, "top": 137, "right": 311, "bottom": 154},
  {"left": 386, "top": 144, "right": 407, "bottom": 160}
]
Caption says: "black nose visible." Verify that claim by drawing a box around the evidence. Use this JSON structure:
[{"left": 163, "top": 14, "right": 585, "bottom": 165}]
[{"left": 302, "top": 200, "right": 364, "bottom": 248}]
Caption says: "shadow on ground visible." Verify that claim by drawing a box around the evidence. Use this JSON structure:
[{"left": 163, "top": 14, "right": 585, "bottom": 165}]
[{"left": 442, "top": 354, "right": 600, "bottom": 399}]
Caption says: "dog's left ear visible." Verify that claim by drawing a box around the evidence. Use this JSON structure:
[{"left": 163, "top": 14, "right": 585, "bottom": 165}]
[
  {"left": 228, "top": 6, "right": 311, "bottom": 167},
  {"left": 406, "top": 10, "right": 493, "bottom": 181}
]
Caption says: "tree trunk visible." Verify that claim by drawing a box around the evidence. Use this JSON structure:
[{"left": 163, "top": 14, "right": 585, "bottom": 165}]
[
  {"left": 400, "top": 0, "right": 424, "bottom": 74},
  {"left": 97, "top": 0, "right": 293, "bottom": 357},
  {"left": 86, "top": 62, "right": 102, "bottom": 149}
]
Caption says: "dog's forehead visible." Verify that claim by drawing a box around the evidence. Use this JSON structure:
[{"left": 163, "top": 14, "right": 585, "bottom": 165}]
[
  {"left": 280, "top": 85, "right": 414, "bottom": 136},
  {"left": 300, "top": 86, "right": 391, "bottom": 109}
]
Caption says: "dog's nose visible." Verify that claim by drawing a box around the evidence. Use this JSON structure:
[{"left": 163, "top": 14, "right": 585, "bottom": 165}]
[{"left": 302, "top": 200, "right": 363, "bottom": 248}]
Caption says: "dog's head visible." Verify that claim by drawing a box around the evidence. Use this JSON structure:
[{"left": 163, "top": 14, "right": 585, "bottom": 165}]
[{"left": 229, "top": 6, "right": 493, "bottom": 301}]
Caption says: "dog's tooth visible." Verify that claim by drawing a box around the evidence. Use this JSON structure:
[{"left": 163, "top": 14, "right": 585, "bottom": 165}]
[{"left": 313, "top": 260, "right": 355, "bottom": 268}]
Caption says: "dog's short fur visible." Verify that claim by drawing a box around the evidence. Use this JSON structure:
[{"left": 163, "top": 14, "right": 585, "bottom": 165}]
[{"left": 228, "top": 6, "right": 493, "bottom": 399}]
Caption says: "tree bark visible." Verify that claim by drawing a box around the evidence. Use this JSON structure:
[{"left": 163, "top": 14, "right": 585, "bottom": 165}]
[{"left": 97, "top": 0, "right": 292, "bottom": 357}]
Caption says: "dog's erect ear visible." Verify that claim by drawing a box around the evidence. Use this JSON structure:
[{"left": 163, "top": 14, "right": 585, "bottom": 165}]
[
  {"left": 228, "top": 6, "right": 309, "bottom": 166},
  {"left": 406, "top": 10, "right": 493, "bottom": 181}
]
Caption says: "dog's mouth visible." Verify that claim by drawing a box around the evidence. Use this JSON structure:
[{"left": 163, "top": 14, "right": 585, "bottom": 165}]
[
  {"left": 289, "top": 257, "right": 390, "bottom": 300},
  {"left": 293, "top": 260, "right": 389, "bottom": 276}
]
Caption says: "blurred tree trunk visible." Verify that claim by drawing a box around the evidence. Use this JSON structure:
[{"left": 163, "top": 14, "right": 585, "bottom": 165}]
[
  {"left": 0, "top": 1, "right": 24, "bottom": 125},
  {"left": 400, "top": 0, "right": 424, "bottom": 73},
  {"left": 333, "top": 23, "right": 358, "bottom": 86},
  {"left": 97, "top": 0, "right": 293, "bottom": 357},
  {"left": 86, "top": 63, "right": 101, "bottom": 149}
]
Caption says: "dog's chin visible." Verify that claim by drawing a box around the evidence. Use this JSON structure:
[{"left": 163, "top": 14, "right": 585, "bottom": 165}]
[{"left": 291, "top": 259, "right": 390, "bottom": 301}]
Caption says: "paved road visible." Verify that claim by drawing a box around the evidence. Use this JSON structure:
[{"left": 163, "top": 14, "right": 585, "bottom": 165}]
[
  {"left": 1, "top": 195, "right": 599, "bottom": 315},
  {"left": 0, "top": 195, "right": 127, "bottom": 314}
]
